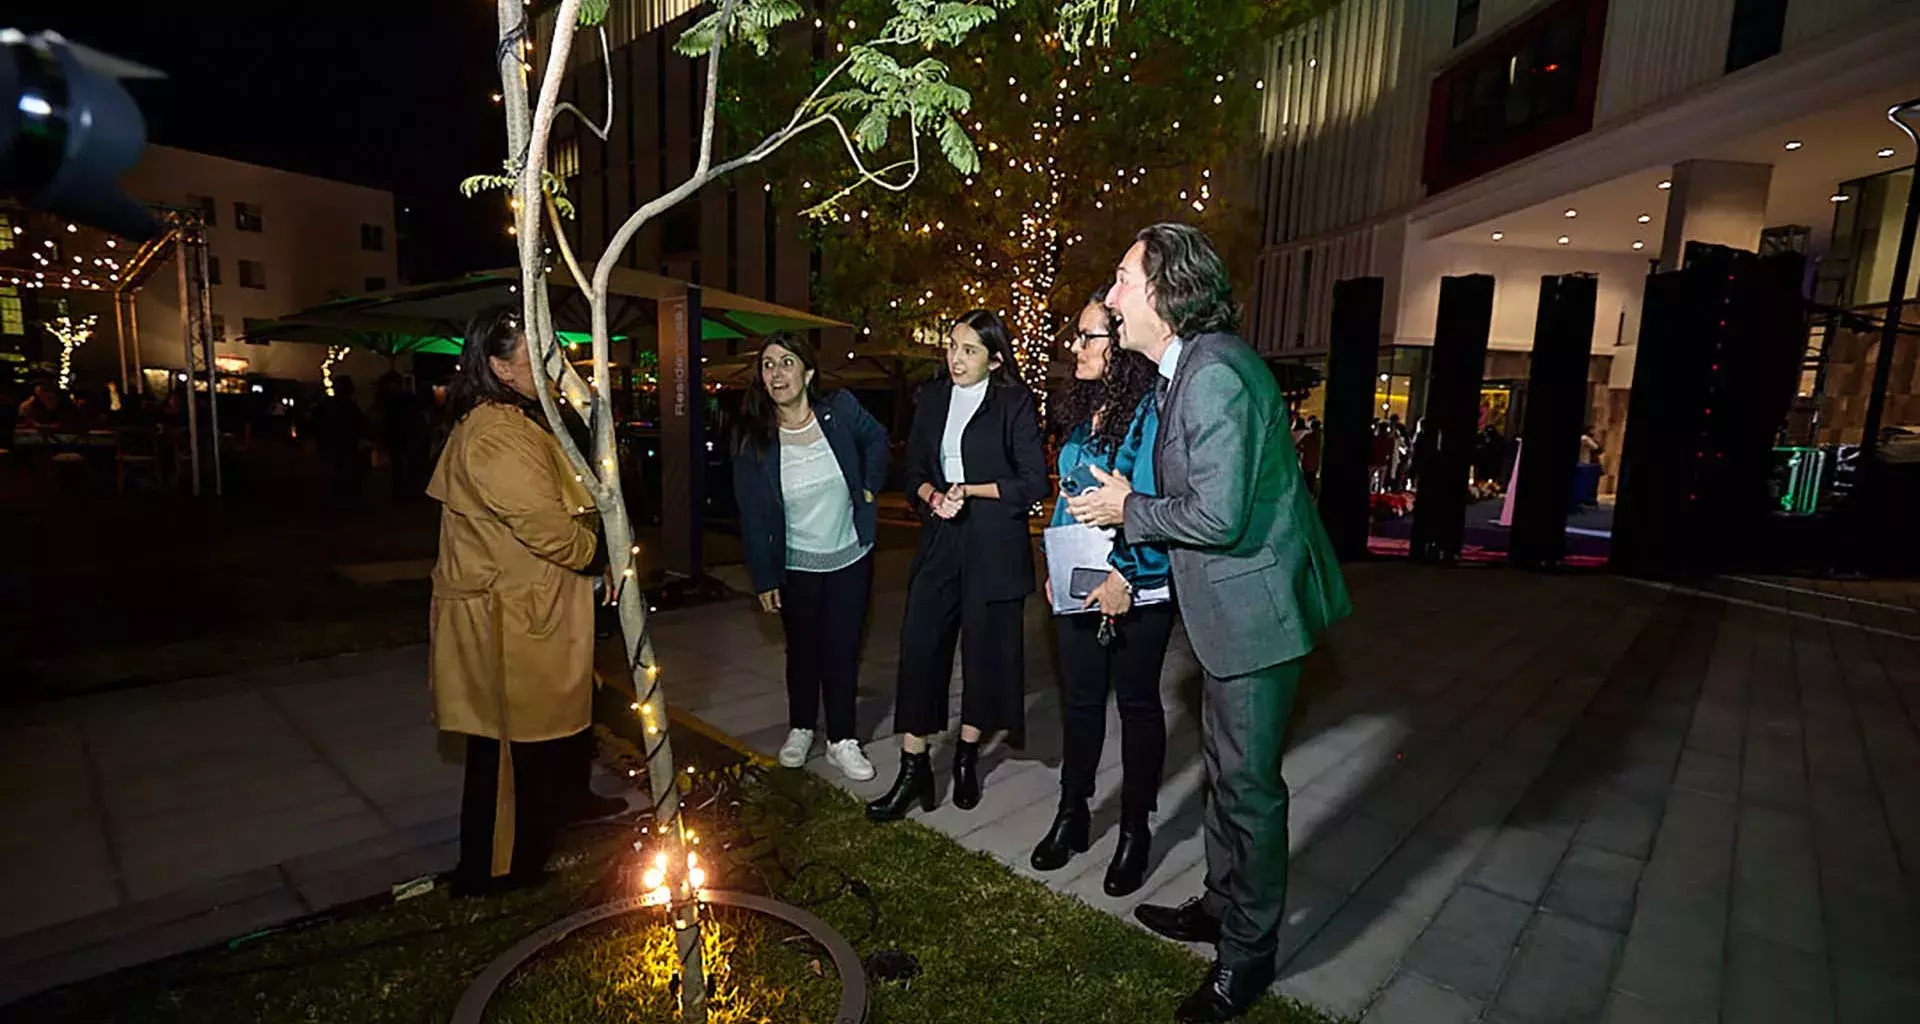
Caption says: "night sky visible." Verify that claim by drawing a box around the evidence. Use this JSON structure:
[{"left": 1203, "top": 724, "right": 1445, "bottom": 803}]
[{"left": 10, "top": 2, "right": 513, "bottom": 280}]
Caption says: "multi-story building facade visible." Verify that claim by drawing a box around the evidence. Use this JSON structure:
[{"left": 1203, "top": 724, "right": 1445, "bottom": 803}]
[
  {"left": 1, "top": 145, "right": 400, "bottom": 393},
  {"left": 1250, "top": 0, "right": 1920, "bottom": 486},
  {"left": 121, "top": 145, "right": 400, "bottom": 387}
]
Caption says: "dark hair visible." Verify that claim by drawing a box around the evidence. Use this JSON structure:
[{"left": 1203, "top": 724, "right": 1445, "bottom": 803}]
[
  {"left": 950, "top": 309, "right": 1023, "bottom": 389},
  {"left": 1049, "top": 291, "right": 1157, "bottom": 455},
  {"left": 446, "top": 306, "right": 532, "bottom": 425},
  {"left": 1135, "top": 222, "right": 1241, "bottom": 338},
  {"left": 735, "top": 332, "right": 821, "bottom": 455}
]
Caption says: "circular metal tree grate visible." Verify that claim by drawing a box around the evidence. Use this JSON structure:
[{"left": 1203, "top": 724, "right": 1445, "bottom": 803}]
[{"left": 449, "top": 890, "right": 870, "bottom": 1024}]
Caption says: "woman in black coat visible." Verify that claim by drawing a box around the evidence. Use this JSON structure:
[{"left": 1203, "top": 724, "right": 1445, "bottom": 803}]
[
  {"left": 868, "top": 310, "right": 1048, "bottom": 821},
  {"left": 731, "top": 333, "right": 890, "bottom": 781}
]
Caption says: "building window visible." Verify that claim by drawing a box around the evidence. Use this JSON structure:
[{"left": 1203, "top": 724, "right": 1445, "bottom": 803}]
[
  {"left": 211, "top": 314, "right": 227, "bottom": 341},
  {"left": 189, "top": 194, "right": 217, "bottom": 227},
  {"left": 1726, "top": 0, "right": 1789, "bottom": 73},
  {"left": 1424, "top": 0, "right": 1607, "bottom": 194},
  {"left": 365, "top": 277, "right": 387, "bottom": 293},
  {"left": 234, "top": 202, "right": 264, "bottom": 232},
  {"left": 360, "top": 223, "right": 385, "bottom": 251},
  {"left": 0, "top": 286, "right": 23, "bottom": 336},
  {"left": 0, "top": 215, "right": 13, "bottom": 251},
  {"left": 208, "top": 256, "right": 222, "bottom": 285},
  {"left": 1454, "top": 0, "right": 1481, "bottom": 47},
  {"left": 238, "top": 259, "right": 267, "bottom": 289}
]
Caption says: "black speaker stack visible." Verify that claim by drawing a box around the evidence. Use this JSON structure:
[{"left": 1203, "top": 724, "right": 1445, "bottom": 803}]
[
  {"left": 1611, "top": 243, "right": 1807, "bottom": 578},
  {"left": 1320, "top": 277, "right": 1386, "bottom": 561},
  {"left": 1510, "top": 274, "right": 1599, "bottom": 569},
  {"left": 1410, "top": 275, "right": 1495, "bottom": 563}
]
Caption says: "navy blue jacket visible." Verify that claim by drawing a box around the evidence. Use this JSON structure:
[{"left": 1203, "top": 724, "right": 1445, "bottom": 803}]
[{"left": 732, "top": 389, "right": 890, "bottom": 594}]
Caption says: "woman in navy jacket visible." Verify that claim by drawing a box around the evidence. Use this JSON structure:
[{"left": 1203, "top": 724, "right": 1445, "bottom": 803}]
[
  {"left": 732, "top": 333, "right": 889, "bottom": 781},
  {"left": 867, "top": 309, "right": 1048, "bottom": 821}
]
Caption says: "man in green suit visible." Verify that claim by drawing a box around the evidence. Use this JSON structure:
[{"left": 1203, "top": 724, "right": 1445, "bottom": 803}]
[{"left": 1069, "top": 223, "right": 1350, "bottom": 1023}]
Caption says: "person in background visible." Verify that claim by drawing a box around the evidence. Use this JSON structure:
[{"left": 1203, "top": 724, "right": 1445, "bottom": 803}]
[
  {"left": 315, "top": 375, "right": 369, "bottom": 501},
  {"left": 427, "top": 307, "right": 612, "bottom": 897},
  {"left": 1298, "top": 417, "right": 1324, "bottom": 495},
  {"left": 732, "top": 332, "right": 890, "bottom": 781},
  {"left": 1068, "top": 223, "right": 1351, "bottom": 1023},
  {"left": 17, "top": 376, "right": 83, "bottom": 431},
  {"left": 1580, "top": 424, "right": 1603, "bottom": 466},
  {"left": 376, "top": 370, "right": 431, "bottom": 502},
  {"left": 1032, "top": 290, "right": 1174, "bottom": 897},
  {"left": 868, "top": 310, "right": 1047, "bottom": 821}
]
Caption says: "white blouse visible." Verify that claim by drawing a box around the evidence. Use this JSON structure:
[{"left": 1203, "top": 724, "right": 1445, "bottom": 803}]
[
  {"left": 778, "top": 418, "right": 867, "bottom": 572},
  {"left": 941, "top": 378, "right": 989, "bottom": 484}
]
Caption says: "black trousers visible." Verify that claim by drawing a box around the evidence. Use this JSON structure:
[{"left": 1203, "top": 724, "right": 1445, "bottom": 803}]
[
  {"left": 456, "top": 729, "right": 589, "bottom": 882},
  {"left": 896, "top": 526, "right": 1026, "bottom": 739},
  {"left": 1055, "top": 603, "right": 1175, "bottom": 815},
  {"left": 779, "top": 553, "right": 873, "bottom": 741}
]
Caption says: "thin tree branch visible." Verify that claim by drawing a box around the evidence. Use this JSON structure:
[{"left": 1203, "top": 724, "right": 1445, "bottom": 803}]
[
  {"left": 553, "top": 24, "right": 614, "bottom": 142},
  {"left": 693, "top": 0, "right": 743, "bottom": 178}
]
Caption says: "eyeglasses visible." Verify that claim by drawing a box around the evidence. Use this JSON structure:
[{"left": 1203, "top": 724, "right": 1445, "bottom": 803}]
[{"left": 1065, "top": 330, "right": 1113, "bottom": 350}]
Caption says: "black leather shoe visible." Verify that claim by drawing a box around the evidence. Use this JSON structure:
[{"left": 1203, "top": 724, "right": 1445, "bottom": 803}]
[
  {"left": 951, "top": 739, "right": 981, "bottom": 810},
  {"left": 866, "top": 751, "right": 935, "bottom": 821},
  {"left": 1174, "top": 960, "right": 1273, "bottom": 1023},
  {"left": 1029, "top": 799, "right": 1090, "bottom": 871},
  {"left": 1103, "top": 814, "right": 1152, "bottom": 897},
  {"left": 1134, "top": 896, "right": 1221, "bottom": 944}
]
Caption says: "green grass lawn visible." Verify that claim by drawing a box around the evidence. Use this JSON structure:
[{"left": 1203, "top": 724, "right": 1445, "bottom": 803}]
[{"left": 9, "top": 724, "right": 1341, "bottom": 1024}]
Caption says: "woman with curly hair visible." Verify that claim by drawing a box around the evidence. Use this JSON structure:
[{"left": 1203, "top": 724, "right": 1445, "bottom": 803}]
[{"left": 1030, "top": 289, "right": 1173, "bottom": 897}]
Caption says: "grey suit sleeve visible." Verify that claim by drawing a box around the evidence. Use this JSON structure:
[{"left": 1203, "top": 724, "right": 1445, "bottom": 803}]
[{"left": 1122, "top": 362, "right": 1256, "bottom": 549}]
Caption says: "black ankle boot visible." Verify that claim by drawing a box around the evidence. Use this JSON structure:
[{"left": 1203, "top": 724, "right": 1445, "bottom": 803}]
[
  {"left": 866, "top": 751, "right": 935, "bottom": 821},
  {"left": 1029, "top": 799, "right": 1090, "bottom": 871},
  {"left": 951, "top": 739, "right": 981, "bottom": 810},
  {"left": 1103, "top": 812, "right": 1153, "bottom": 896}
]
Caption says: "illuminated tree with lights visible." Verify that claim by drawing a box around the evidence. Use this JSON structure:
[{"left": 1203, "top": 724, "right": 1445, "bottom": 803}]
[
  {"left": 42, "top": 306, "right": 99, "bottom": 392},
  {"left": 724, "top": 0, "right": 1311, "bottom": 395},
  {"left": 469, "top": 1, "right": 1009, "bottom": 1018}
]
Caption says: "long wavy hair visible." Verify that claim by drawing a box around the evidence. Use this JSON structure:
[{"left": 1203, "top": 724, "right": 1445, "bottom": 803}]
[
  {"left": 1048, "top": 291, "right": 1157, "bottom": 455},
  {"left": 950, "top": 308, "right": 1025, "bottom": 389},
  {"left": 445, "top": 305, "right": 538, "bottom": 426},
  {"left": 1135, "top": 222, "right": 1242, "bottom": 338},
  {"left": 734, "top": 332, "right": 821, "bottom": 456}
]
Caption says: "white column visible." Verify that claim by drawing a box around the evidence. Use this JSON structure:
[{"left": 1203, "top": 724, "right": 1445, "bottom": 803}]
[{"left": 1657, "top": 159, "right": 1774, "bottom": 270}]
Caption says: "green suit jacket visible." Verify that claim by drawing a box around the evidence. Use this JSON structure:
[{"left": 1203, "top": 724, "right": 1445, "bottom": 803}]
[{"left": 1121, "top": 332, "right": 1351, "bottom": 678}]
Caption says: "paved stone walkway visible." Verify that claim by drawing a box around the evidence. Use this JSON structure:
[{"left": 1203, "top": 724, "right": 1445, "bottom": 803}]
[
  {"left": 4, "top": 554, "right": 1918, "bottom": 1022},
  {"left": 656, "top": 554, "right": 1920, "bottom": 1024}
]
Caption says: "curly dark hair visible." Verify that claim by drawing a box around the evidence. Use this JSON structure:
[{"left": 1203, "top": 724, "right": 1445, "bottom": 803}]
[
  {"left": 1048, "top": 293, "right": 1158, "bottom": 456},
  {"left": 1136, "top": 222, "right": 1241, "bottom": 338}
]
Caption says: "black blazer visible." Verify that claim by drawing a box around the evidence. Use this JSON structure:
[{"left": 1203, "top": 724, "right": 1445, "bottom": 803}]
[
  {"left": 732, "top": 390, "right": 890, "bottom": 594},
  {"left": 903, "top": 376, "right": 1048, "bottom": 603}
]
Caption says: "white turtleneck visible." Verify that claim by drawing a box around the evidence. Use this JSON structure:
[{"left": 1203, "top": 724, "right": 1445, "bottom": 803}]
[{"left": 941, "top": 377, "right": 989, "bottom": 484}]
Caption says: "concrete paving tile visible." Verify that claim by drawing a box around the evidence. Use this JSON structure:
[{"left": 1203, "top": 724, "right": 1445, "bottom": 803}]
[
  {"left": 1470, "top": 827, "right": 1569, "bottom": 905},
  {"left": 1834, "top": 962, "right": 1920, "bottom": 1024},
  {"left": 1295, "top": 812, "right": 1407, "bottom": 893},
  {"left": 1364, "top": 971, "right": 1482, "bottom": 1024},
  {"left": 1543, "top": 844, "right": 1643, "bottom": 932},
  {"left": 1722, "top": 927, "right": 1835, "bottom": 1024},
  {"left": 1276, "top": 895, "right": 1435, "bottom": 1020},
  {"left": 1400, "top": 885, "right": 1532, "bottom": 1000},
  {"left": 1576, "top": 788, "right": 1665, "bottom": 860},
  {"left": 1492, "top": 912, "right": 1624, "bottom": 1023}
]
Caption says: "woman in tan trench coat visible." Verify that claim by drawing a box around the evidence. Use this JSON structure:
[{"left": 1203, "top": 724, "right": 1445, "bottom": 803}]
[{"left": 428, "top": 306, "right": 605, "bottom": 895}]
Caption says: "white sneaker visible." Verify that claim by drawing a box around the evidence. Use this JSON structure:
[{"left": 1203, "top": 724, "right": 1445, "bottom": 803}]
[
  {"left": 777, "top": 728, "right": 814, "bottom": 768},
  {"left": 825, "top": 739, "right": 876, "bottom": 781}
]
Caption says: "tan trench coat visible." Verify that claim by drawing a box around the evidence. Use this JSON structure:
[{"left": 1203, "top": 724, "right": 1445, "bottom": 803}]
[{"left": 426, "top": 402, "right": 600, "bottom": 743}]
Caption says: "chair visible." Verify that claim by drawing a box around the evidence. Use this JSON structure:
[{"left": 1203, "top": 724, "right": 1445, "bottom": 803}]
[{"left": 116, "top": 425, "right": 165, "bottom": 494}]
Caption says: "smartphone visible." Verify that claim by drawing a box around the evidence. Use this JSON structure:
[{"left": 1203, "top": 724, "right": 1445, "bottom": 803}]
[
  {"left": 1068, "top": 567, "right": 1109, "bottom": 599},
  {"left": 1060, "top": 464, "right": 1098, "bottom": 497}
]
